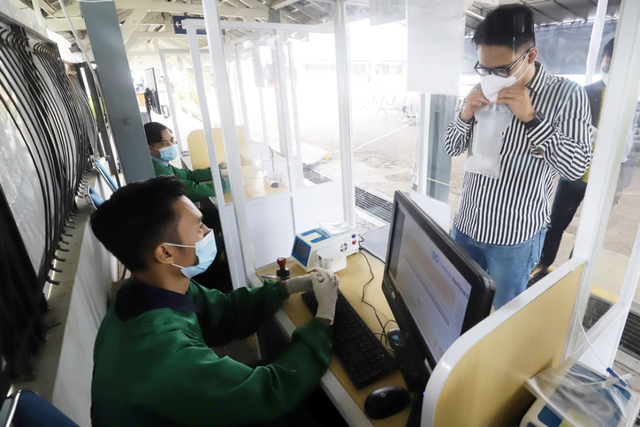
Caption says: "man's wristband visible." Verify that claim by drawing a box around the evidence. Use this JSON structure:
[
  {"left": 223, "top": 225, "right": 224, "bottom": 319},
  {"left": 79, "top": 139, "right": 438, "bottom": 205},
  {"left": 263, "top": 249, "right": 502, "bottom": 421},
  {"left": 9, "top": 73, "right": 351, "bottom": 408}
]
[{"left": 524, "top": 111, "right": 545, "bottom": 130}]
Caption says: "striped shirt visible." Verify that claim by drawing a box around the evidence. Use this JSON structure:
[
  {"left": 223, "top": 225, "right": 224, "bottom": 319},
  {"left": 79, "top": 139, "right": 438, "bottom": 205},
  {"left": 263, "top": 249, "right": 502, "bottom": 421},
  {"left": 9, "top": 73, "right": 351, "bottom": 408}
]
[{"left": 444, "top": 63, "right": 593, "bottom": 246}]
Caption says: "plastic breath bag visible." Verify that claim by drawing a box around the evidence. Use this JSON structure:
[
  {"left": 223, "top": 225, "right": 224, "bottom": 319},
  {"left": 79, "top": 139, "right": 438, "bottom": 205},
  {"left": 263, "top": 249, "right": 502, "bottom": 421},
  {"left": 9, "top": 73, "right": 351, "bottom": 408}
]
[
  {"left": 464, "top": 103, "right": 513, "bottom": 179},
  {"left": 523, "top": 358, "right": 640, "bottom": 427}
]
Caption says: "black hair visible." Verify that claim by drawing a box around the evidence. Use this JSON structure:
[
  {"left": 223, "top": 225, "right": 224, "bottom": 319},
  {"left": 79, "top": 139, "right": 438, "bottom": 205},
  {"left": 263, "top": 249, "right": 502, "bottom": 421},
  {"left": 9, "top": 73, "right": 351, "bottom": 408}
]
[
  {"left": 144, "top": 122, "right": 170, "bottom": 146},
  {"left": 602, "top": 38, "right": 614, "bottom": 59},
  {"left": 91, "top": 176, "right": 187, "bottom": 271},
  {"left": 472, "top": 5, "right": 536, "bottom": 53}
]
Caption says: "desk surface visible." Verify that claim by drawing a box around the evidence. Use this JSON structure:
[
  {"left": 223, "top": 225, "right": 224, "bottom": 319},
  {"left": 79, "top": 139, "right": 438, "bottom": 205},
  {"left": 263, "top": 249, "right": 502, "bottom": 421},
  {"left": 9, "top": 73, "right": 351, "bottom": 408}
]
[
  {"left": 182, "top": 153, "right": 288, "bottom": 203},
  {"left": 259, "top": 252, "right": 411, "bottom": 427},
  {"left": 222, "top": 161, "right": 288, "bottom": 204}
]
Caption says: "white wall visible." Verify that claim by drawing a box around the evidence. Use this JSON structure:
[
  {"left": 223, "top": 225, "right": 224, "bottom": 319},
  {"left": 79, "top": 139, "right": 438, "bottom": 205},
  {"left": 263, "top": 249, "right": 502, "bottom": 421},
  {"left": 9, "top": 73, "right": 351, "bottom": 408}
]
[
  {"left": 42, "top": 176, "right": 116, "bottom": 426},
  {"left": 51, "top": 218, "right": 116, "bottom": 426}
]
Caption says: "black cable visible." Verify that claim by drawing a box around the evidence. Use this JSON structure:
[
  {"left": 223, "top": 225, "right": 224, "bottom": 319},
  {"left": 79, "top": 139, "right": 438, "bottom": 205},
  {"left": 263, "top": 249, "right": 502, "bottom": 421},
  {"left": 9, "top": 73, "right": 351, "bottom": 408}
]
[
  {"left": 0, "top": 25, "right": 93, "bottom": 399},
  {"left": 359, "top": 250, "right": 387, "bottom": 334},
  {"left": 380, "top": 319, "right": 398, "bottom": 348},
  {"left": 0, "top": 32, "right": 59, "bottom": 279},
  {"left": 360, "top": 250, "right": 423, "bottom": 380}
]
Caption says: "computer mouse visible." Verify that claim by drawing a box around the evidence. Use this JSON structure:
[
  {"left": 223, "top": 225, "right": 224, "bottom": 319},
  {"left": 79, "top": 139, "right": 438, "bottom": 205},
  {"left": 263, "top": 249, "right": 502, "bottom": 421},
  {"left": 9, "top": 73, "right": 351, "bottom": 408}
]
[{"left": 364, "top": 386, "right": 411, "bottom": 419}]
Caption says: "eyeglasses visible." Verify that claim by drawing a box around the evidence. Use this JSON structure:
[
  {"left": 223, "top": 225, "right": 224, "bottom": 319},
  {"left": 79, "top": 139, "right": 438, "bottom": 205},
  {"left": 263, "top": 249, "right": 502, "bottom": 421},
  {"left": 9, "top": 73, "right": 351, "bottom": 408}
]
[{"left": 474, "top": 47, "right": 534, "bottom": 78}]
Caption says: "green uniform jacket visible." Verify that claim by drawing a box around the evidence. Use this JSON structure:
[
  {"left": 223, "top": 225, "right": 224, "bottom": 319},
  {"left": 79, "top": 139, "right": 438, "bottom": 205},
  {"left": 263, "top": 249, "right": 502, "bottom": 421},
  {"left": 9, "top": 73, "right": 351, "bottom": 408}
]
[
  {"left": 92, "top": 279, "right": 332, "bottom": 427},
  {"left": 152, "top": 160, "right": 230, "bottom": 202}
]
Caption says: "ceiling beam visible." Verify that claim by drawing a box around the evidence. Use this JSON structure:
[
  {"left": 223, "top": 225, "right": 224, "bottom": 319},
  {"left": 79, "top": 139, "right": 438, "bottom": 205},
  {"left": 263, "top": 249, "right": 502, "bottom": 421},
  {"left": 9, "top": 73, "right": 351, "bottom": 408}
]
[
  {"left": 310, "top": 0, "right": 369, "bottom": 6},
  {"left": 121, "top": 9, "right": 148, "bottom": 43},
  {"left": 216, "top": 6, "right": 269, "bottom": 19},
  {"left": 125, "top": 35, "right": 142, "bottom": 52},
  {"left": 239, "top": 0, "right": 269, "bottom": 11},
  {"left": 467, "top": 10, "right": 485, "bottom": 21},
  {"left": 110, "top": 0, "right": 268, "bottom": 20},
  {"left": 45, "top": 10, "right": 151, "bottom": 34},
  {"left": 551, "top": 0, "right": 589, "bottom": 21},
  {"left": 46, "top": 16, "right": 85, "bottom": 31},
  {"left": 129, "top": 31, "right": 208, "bottom": 39},
  {"left": 47, "top": 3, "right": 267, "bottom": 33},
  {"left": 137, "top": 17, "right": 168, "bottom": 26},
  {"left": 271, "top": 0, "right": 299, "bottom": 10},
  {"left": 34, "top": 0, "right": 57, "bottom": 16},
  {"left": 49, "top": 0, "right": 264, "bottom": 20},
  {"left": 113, "top": 0, "right": 202, "bottom": 13},
  {"left": 51, "top": 2, "right": 80, "bottom": 18},
  {"left": 222, "top": 0, "right": 249, "bottom": 9}
]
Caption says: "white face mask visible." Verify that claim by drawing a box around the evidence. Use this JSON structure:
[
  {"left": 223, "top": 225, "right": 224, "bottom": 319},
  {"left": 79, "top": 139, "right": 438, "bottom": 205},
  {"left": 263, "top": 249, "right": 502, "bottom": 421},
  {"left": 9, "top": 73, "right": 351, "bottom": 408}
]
[
  {"left": 164, "top": 232, "right": 218, "bottom": 279},
  {"left": 480, "top": 57, "right": 532, "bottom": 103},
  {"left": 602, "top": 72, "right": 609, "bottom": 86}
]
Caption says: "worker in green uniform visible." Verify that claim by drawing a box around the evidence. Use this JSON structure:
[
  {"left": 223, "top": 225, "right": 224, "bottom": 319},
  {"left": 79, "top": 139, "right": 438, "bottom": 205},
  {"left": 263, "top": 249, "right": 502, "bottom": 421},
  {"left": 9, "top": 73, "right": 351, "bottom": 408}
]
[
  {"left": 145, "top": 122, "right": 233, "bottom": 292},
  {"left": 145, "top": 122, "right": 230, "bottom": 202},
  {"left": 90, "top": 176, "right": 339, "bottom": 426}
]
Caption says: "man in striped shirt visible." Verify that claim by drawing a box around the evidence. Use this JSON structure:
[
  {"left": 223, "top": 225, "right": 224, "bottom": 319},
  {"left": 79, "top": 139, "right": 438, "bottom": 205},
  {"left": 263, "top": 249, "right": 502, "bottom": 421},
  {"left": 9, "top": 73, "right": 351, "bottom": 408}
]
[{"left": 444, "top": 5, "right": 593, "bottom": 310}]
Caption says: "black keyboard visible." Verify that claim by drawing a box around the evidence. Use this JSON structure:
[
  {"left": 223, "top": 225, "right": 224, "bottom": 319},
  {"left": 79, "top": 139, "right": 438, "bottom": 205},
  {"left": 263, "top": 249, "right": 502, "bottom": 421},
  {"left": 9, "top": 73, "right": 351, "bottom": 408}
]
[{"left": 301, "top": 292, "right": 397, "bottom": 389}]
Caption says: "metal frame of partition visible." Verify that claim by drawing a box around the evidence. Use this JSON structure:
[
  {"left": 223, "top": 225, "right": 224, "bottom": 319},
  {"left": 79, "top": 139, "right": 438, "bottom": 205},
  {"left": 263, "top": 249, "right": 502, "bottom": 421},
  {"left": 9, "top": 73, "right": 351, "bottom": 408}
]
[
  {"left": 159, "top": 48, "right": 209, "bottom": 154},
  {"left": 177, "top": 0, "right": 640, "bottom": 423},
  {"left": 187, "top": 0, "right": 640, "bottom": 377},
  {"left": 185, "top": 23, "right": 249, "bottom": 289},
  {"left": 187, "top": 7, "right": 353, "bottom": 285},
  {"left": 566, "top": 0, "right": 640, "bottom": 370}
]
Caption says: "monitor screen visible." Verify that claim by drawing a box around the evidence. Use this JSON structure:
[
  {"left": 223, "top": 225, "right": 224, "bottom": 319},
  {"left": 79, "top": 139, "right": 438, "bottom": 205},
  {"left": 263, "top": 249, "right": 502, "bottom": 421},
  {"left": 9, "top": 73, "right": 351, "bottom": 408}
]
[
  {"left": 383, "top": 191, "right": 494, "bottom": 379},
  {"left": 387, "top": 203, "right": 471, "bottom": 361}
]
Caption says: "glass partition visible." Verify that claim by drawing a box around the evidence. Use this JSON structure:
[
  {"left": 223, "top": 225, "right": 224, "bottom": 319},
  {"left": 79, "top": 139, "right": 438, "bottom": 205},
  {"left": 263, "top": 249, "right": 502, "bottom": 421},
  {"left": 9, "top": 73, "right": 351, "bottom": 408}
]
[
  {"left": 191, "top": 21, "right": 346, "bottom": 270},
  {"left": 582, "top": 93, "right": 640, "bottom": 332},
  {"left": 347, "top": 17, "right": 418, "bottom": 235},
  {"left": 281, "top": 31, "right": 341, "bottom": 188},
  {"left": 161, "top": 51, "right": 221, "bottom": 156},
  {"left": 222, "top": 30, "right": 293, "bottom": 195}
]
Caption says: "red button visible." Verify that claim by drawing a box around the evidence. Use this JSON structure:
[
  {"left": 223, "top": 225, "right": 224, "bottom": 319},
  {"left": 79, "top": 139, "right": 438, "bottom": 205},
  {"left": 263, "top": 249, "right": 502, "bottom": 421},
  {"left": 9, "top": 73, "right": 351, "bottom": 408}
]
[{"left": 352, "top": 240, "right": 356, "bottom": 245}]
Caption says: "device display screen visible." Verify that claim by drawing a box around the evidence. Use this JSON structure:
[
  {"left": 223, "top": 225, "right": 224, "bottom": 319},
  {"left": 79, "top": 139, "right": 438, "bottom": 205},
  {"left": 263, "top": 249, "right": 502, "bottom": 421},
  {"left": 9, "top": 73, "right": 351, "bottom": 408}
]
[
  {"left": 293, "top": 239, "right": 311, "bottom": 263},
  {"left": 389, "top": 204, "right": 472, "bottom": 362},
  {"left": 302, "top": 231, "right": 322, "bottom": 242}
]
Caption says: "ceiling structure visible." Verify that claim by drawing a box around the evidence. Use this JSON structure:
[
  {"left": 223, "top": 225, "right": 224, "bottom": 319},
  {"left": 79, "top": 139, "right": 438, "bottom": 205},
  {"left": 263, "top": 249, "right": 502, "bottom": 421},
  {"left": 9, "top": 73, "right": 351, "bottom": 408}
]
[
  {"left": 24, "top": 0, "right": 621, "bottom": 61},
  {"left": 466, "top": 0, "right": 621, "bottom": 32}
]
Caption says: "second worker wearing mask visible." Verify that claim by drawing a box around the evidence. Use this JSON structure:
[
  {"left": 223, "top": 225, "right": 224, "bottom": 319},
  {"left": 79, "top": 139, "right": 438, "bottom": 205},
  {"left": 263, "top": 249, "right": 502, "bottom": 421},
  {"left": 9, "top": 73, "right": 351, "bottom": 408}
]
[
  {"left": 145, "top": 122, "right": 230, "bottom": 203},
  {"left": 444, "top": 5, "right": 593, "bottom": 310}
]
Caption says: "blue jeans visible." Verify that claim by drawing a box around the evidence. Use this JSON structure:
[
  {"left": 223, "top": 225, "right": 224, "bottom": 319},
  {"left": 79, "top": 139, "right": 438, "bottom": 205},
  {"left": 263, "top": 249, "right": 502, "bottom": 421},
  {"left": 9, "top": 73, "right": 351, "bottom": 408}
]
[{"left": 451, "top": 224, "right": 547, "bottom": 310}]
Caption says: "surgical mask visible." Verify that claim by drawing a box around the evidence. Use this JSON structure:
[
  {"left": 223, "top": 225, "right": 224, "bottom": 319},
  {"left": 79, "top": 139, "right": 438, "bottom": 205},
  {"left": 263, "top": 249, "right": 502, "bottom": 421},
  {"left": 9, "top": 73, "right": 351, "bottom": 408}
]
[
  {"left": 480, "top": 58, "right": 532, "bottom": 103},
  {"left": 602, "top": 72, "right": 609, "bottom": 86},
  {"left": 165, "top": 231, "right": 217, "bottom": 279},
  {"left": 157, "top": 144, "right": 179, "bottom": 162}
]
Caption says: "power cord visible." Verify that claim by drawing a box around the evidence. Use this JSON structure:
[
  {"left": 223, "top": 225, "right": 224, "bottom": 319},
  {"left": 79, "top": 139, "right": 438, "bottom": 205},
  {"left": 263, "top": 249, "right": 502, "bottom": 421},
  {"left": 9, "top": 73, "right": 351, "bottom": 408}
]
[
  {"left": 381, "top": 319, "right": 398, "bottom": 349},
  {"left": 360, "top": 246, "right": 422, "bottom": 380},
  {"left": 359, "top": 249, "right": 387, "bottom": 335}
]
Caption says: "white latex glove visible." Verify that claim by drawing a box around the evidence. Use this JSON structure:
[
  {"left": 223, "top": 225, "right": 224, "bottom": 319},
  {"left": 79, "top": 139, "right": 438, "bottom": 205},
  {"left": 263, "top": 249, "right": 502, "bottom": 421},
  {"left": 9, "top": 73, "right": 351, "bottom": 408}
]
[
  {"left": 287, "top": 272, "right": 320, "bottom": 294},
  {"left": 286, "top": 268, "right": 335, "bottom": 294},
  {"left": 312, "top": 269, "right": 340, "bottom": 325}
]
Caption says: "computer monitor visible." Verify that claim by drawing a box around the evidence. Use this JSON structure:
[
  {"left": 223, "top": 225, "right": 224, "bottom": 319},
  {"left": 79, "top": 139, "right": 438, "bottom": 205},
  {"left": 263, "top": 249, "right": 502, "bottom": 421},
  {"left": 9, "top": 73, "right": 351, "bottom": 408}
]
[{"left": 382, "top": 191, "right": 495, "bottom": 387}]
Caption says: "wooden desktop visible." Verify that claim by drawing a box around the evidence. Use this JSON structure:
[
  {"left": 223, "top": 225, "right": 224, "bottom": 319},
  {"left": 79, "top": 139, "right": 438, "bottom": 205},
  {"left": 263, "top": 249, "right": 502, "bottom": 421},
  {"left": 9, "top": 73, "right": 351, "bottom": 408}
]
[
  {"left": 186, "top": 127, "right": 288, "bottom": 204},
  {"left": 259, "top": 252, "right": 412, "bottom": 427}
]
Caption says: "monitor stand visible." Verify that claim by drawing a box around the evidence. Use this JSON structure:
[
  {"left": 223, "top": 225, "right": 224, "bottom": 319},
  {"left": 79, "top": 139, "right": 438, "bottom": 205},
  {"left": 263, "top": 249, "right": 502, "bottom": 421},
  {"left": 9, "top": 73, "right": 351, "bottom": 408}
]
[{"left": 387, "top": 328, "right": 429, "bottom": 392}]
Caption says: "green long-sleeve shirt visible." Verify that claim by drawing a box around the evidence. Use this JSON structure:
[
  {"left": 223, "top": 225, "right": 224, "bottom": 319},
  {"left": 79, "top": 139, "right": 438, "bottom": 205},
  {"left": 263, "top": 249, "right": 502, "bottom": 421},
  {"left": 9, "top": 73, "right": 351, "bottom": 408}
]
[
  {"left": 152, "top": 158, "right": 230, "bottom": 202},
  {"left": 91, "top": 278, "right": 332, "bottom": 427}
]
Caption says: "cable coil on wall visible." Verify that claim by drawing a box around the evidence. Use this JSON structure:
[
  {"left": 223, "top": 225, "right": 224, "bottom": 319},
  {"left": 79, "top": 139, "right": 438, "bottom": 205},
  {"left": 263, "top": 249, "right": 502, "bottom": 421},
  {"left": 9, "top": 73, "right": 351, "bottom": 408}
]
[{"left": 0, "top": 24, "right": 96, "bottom": 398}]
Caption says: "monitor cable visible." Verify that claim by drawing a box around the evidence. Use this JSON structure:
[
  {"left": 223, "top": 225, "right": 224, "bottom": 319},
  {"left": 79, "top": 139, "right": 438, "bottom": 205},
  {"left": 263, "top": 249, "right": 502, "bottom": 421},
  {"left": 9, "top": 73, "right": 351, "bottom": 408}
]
[
  {"left": 360, "top": 237, "right": 423, "bottom": 381},
  {"left": 359, "top": 248, "right": 387, "bottom": 335}
]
